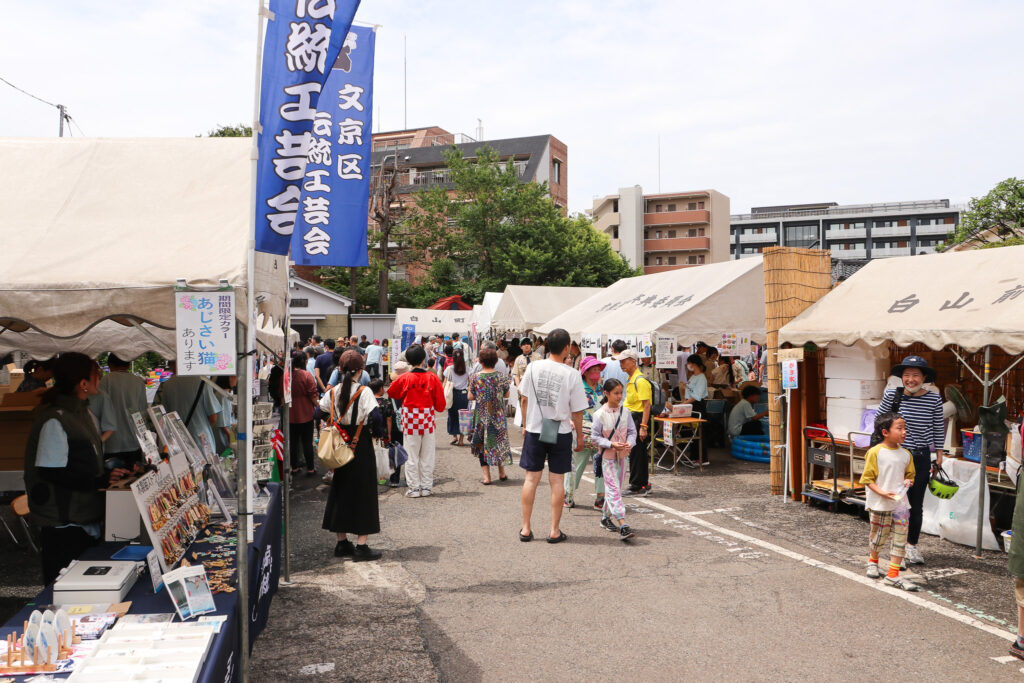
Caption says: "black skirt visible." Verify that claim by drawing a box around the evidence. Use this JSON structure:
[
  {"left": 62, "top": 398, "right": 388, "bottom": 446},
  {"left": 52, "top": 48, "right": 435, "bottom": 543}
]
[{"left": 321, "top": 426, "right": 380, "bottom": 536}]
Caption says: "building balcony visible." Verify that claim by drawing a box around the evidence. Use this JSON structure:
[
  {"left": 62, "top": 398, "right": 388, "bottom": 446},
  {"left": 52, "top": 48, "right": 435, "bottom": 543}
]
[
  {"left": 644, "top": 210, "right": 710, "bottom": 226},
  {"left": 643, "top": 237, "right": 710, "bottom": 252},
  {"left": 738, "top": 231, "right": 778, "bottom": 244},
  {"left": 831, "top": 249, "right": 867, "bottom": 259},
  {"left": 870, "top": 247, "right": 912, "bottom": 257},
  {"left": 608, "top": 238, "right": 621, "bottom": 252},
  {"left": 870, "top": 226, "right": 912, "bottom": 238},
  {"left": 825, "top": 227, "right": 867, "bottom": 240},
  {"left": 916, "top": 246, "right": 940, "bottom": 255},
  {"left": 916, "top": 223, "right": 954, "bottom": 236},
  {"left": 643, "top": 263, "right": 699, "bottom": 274},
  {"left": 594, "top": 211, "right": 619, "bottom": 234},
  {"left": 738, "top": 252, "right": 762, "bottom": 259}
]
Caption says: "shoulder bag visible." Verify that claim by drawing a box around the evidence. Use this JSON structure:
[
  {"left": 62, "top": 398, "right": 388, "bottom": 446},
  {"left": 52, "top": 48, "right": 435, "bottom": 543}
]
[
  {"left": 529, "top": 365, "right": 561, "bottom": 444},
  {"left": 318, "top": 386, "right": 366, "bottom": 470},
  {"left": 443, "top": 372, "right": 454, "bottom": 411}
]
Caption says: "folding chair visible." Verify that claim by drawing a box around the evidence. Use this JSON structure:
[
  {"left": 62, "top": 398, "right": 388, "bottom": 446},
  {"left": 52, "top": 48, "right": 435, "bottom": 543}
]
[{"left": 11, "top": 494, "right": 39, "bottom": 553}]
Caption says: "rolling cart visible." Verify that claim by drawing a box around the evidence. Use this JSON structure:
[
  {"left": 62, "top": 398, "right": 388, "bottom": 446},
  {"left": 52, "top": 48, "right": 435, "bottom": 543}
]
[{"left": 802, "top": 426, "right": 841, "bottom": 508}]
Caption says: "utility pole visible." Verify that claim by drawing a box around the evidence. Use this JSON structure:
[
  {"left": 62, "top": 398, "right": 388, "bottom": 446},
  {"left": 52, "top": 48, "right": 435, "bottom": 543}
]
[
  {"left": 403, "top": 35, "right": 407, "bottom": 129},
  {"left": 58, "top": 104, "right": 66, "bottom": 137}
]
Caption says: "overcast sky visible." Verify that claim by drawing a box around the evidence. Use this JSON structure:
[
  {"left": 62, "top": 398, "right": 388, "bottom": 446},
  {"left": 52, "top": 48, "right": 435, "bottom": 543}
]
[{"left": 2, "top": 1, "right": 1020, "bottom": 215}]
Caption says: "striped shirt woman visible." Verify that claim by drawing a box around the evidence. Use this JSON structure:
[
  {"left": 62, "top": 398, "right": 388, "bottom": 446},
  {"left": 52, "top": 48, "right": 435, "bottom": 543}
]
[{"left": 877, "top": 387, "right": 944, "bottom": 451}]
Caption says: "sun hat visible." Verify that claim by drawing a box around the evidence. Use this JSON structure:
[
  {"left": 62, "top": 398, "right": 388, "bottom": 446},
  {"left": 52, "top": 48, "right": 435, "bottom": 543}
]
[
  {"left": 618, "top": 349, "right": 640, "bottom": 362},
  {"left": 890, "top": 355, "right": 936, "bottom": 383},
  {"left": 390, "top": 360, "right": 411, "bottom": 381},
  {"left": 579, "top": 356, "right": 606, "bottom": 375}
]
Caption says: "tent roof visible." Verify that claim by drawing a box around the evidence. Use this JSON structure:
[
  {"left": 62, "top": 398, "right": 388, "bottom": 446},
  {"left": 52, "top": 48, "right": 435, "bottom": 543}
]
[
  {"left": 535, "top": 258, "right": 766, "bottom": 344},
  {"left": 427, "top": 295, "right": 472, "bottom": 310},
  {"left": 0, "top": 137, "right": 286, "bottom": 338},
  {"left": 490, "top": 285, "right": 602, "bottom": 333},
  {"left": 0, "top": 316, "right": 298, "bottom": 362},
  {"left": 481, "top": 292, "right": 503, "bottom": 318},
  {"left": 778, "top": 246, "right": 1024, "bottom": 354},
  {"left": 393, "top": 308, "right": 476, "bottom": 337}
]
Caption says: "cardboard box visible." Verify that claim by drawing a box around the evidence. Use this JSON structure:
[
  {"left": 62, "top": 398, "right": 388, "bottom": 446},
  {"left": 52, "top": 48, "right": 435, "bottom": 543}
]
[
  {"left": 824, "top": 357, "right": 890, "bottom": 381},
  {"left": 825, "top": 378, "right": 887, "bottom": 400},
  {"left": 825, "top": 341, "right": 890, "bottom": 360}
]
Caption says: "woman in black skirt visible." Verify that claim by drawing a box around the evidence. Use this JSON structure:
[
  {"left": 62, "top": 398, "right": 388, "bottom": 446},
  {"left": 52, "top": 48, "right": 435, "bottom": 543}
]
[{"left": 319, "top": 350, "right": 385, "bottom": 561}]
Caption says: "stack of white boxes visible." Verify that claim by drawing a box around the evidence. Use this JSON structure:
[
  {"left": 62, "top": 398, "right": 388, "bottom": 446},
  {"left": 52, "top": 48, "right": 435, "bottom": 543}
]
[{"left": 824, "top": 342, "right": 890, "bottom": 439}]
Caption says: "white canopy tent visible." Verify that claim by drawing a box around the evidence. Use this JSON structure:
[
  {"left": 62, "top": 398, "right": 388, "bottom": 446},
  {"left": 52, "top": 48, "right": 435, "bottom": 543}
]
[
  {"left": 778, "top": 246, "right": 1024, "bottom": 354},
  {"left": 779, "top": 246, "right": 1024, "bottom": 554},
  {"left": 535, "top": 257, "right": 766, "bottom": 344},
  {"left": 0, "top": 317, "right": 299, "bottom": 362},
  {"left": 469, "top": 291, "right": 504, "bottom": 336},
  {"left": 490, "top": 285, "right": 602, "bottom": 334},
  {"left": 0, "top": 137, "right": 288, "bottom": 338},
  {"left": 392, "top": 308, "right": 476, "bottom": 337}
]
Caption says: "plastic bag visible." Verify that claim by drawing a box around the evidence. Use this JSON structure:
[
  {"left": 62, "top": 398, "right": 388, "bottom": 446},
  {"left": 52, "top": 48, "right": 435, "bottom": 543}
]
[
  {"left": 921, "top": 458, "right": 999, "bottom": 550},
  {"left": 375, "top": 444, "right": 391, "bottom": 481}
]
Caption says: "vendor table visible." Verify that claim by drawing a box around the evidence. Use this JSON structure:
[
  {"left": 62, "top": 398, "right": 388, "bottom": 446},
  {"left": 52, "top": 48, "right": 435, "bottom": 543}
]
[
  {"left": 651, "top": 416, "right": 706, "bottom": 473},
  {"left": 0, "top": 483, "right": 281, "bottom": 682}
]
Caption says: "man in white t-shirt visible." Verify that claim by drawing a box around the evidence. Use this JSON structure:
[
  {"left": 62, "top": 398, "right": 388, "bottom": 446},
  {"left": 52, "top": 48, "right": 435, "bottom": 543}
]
[{"left": 517, "top": 328, "right": 588, "bottom": 544}]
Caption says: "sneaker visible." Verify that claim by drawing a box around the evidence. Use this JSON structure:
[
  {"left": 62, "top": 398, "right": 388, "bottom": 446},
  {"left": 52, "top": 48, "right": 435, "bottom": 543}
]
[
  {"left": 593, "top": 497, "right": 605, "bottom": 510},
  {"left": 904, "top": 544, "right": 924, "bottom": 565},
  {"left": 352, "top": 544, "right": 382, "bottom": 562},
  {"left": 563, "top": 496, "right": 574, "bottom": 508},
  {"left": 1009, "top": 640, "right": 1024, "bottom": 661},
  {"left": 405, "top": 489, "right": 421, "bottom": 498},
  {"left": 619, "top": 525, "right": 635, "bottom": 541},
  {"left": 334, "top": 539, "right": 355, "bottom": 558},
  {"left": 639, "top": 485, "right": 652, "bottom": 497},
  {"left": 322, "top": 471, "right": 334, "bottom": 484},
  {"left": 623, "top": 488, "right": 639, "bottom": 497},
  {"left": 420, "top": 488, "right": 432, "bottom": 497},
  {"left": 865, "top": 563, "right": 880, "bottom": 579},
  {"left": 699, "top": 461, "right": 711, "bottom": 467},
  {"left": 883, "top": 576, "right": 919, "bottom": 592},
  {"left": 600, "top": 517, "right": 618, "bottom": 533},
  {"left": 388, "top": 480, "right": 401, "bottom": 488}
]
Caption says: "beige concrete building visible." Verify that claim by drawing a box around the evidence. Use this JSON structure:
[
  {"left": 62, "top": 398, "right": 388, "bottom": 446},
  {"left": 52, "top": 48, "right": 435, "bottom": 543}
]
[{"left": 591, "top": 187, "right": 730, "bottom": 273}]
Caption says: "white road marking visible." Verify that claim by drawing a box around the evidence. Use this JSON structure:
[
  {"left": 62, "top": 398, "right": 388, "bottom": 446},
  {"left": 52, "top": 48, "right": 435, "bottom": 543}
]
[
  {"left": 991, "top": 655, "right": 1017, "bottom": 664},
  {"left": 299, "top": 662, "right": 336, "bottom": 675},
  {"left": 921, "top": 567, "right": 969, "bottom": 580},
  {"left": 581, "top": 476, "right": 1016, "bottom": 643}
]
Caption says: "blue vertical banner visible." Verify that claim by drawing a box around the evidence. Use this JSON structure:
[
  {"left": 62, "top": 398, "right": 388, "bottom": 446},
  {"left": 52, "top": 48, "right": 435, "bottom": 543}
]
[
  {"left": 255, "top": 0, "right": 361, "bottom": 255},
  {"left": 291, "top": 24, "right": 375, "bottom": 266},
  {"left": 401, "top": 324, "right": 416, "bottom": 351}
]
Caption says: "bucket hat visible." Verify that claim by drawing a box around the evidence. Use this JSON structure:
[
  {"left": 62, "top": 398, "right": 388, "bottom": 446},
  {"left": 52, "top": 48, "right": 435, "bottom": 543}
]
[
  {"left": 579, "top": 356, "right": 606, "bottom": 376},
  {"left": 890, "top": 355, "right": 936, "bottom": 383}
]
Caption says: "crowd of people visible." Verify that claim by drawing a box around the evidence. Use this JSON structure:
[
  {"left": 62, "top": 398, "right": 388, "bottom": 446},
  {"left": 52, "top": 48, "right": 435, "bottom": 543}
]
[{"left": 299, "top": 327, "right": 780, "bottom": 556}]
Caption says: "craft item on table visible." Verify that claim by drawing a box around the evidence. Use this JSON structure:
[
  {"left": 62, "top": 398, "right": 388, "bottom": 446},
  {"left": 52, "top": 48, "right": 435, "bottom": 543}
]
[
  {"left": 1, "top": 612, "right": 85, "bottom": 676},
  {"left": 116, "top": 613, "right": 175, "bottom": 625},
  {"left": 73, "top": 613, "right": 118, "bottom": 640}
]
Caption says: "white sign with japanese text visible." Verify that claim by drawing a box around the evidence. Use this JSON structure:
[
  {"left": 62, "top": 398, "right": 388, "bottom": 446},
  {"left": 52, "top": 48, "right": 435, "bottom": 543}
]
[
  {"left": 655, "top": 334, "right": 677, "bottom": 369},
  {"left": 175, "top": 292, "right": 237, "bottom": 376},
  {"left": 580, "top": 334, "right": 602, "bottom": 355}
]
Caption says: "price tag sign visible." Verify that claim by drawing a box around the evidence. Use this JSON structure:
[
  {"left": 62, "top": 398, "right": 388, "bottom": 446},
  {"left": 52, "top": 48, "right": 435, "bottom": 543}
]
[{"left": 147, "top": 548, "right": 164, "bottom": 593}]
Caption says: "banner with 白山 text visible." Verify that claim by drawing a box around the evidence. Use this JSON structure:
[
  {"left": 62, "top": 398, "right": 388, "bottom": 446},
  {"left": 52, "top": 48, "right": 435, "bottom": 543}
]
[
  {"left": 254, "top": 0, "right": 360, "bottom": 256},
  {"left": 291, "top": 24, "right": 375, "bottom": 265}
]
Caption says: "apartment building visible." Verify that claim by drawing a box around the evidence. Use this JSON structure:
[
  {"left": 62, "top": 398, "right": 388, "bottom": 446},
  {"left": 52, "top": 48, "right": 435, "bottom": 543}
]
[
  {"left": 293, "top": 125, "right": 567, "bottom": 284},
  {"left": 591, "top": 187, "right": 731, "bottom": 273},
  {"left": 729, "top": 199, "right": 959, "bottom": 261}
]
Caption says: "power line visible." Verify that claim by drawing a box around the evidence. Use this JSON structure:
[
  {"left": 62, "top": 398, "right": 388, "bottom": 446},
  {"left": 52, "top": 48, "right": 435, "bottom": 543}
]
[{"left": 0, "top": 75, "right": 58, "bottom": 109}]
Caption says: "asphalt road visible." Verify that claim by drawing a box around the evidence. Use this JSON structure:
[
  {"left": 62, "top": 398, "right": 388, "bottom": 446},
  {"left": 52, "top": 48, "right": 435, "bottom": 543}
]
[
  {"left": 2, "top": 415, "right": 1019, "bottom": 681},
  {"left": 250, "top": 419, "right": 1024, "bottom": 682}
]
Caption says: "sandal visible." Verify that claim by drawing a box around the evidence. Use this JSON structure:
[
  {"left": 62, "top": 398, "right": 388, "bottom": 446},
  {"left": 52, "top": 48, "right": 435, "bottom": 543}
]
[
  {"left": 449, "top": 438, "right": 458, "bottom": 445},
  {"left": 546, "top": 531, "right": 568, "bottom": 544},
  {"left": 519, "top": 530, "right": 533, "bottom": 542},
  {"left": 482, "top": 480, "right": 493, "bottom": 485},
  {"left": 499, "top": 476, "right": 508, "bottom": 481}
]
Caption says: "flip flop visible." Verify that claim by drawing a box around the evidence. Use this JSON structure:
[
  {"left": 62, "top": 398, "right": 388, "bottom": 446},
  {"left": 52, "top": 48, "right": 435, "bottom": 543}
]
[
  {"left": 499, "top": 476, "right": 508, "bottom": 481},
  {"left": 481, "top": 480, "right": 493, "bottom": 485},
  {"left": 519, "top": 530, "right": 533, "bottom": 542},
  {"left": 546, "top": 531, "right": 568, "bottom": 544}
]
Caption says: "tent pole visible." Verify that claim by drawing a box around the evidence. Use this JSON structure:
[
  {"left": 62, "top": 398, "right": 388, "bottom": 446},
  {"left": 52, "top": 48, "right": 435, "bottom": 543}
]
[
  {"left": 234, "top": 322, "right": 251, "bottom": 682},
  {"left": 975, "top": 345, "right": 992, "bottom": 557},
  {"left": 281, "top": 296, "right": 292, "bottom": 585}
]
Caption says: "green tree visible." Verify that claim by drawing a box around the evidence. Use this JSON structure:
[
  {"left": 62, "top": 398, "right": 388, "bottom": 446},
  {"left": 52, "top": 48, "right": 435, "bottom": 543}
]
[
  {"left": 948, "top": 178, "right": 1024, "bottom": 249},
  {"left": 405, "top": 145, "right": 638, "bottom": 295},
  {"left": 206, "top": 123, "right": 252, "bottom": 137}
]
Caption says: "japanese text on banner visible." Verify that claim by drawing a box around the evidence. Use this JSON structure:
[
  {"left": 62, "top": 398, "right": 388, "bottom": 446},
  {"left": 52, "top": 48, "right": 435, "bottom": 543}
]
[
  {"left": 254, "top": 0, "right": 360, "bottom": 255},
  {"left": 175, "top": 292, "right": 237, "bottom": 376},
  {"left": 291, "top": 23, "right": 375, "bottom": 266}
]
